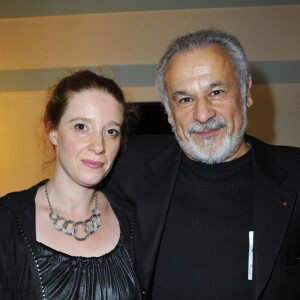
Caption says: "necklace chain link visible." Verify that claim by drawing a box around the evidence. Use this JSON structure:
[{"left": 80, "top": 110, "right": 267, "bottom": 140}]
[{"left": 44, "top": 181, "right": 101, "bottom": 241}]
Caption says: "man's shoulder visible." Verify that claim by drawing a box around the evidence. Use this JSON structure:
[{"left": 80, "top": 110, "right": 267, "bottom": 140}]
[
  {"left": 122, "top": 134, "right": 178, "bottom": 157},
  {"left": 126, "top": 134, "right": 176, "bottom": 147},
  {"left": 249, "top": 135, "right": 300, "bottom": 157},
  {"left": 249, "top": 135, "right": 300, "bottom": 173},
  {"left": 268, "top": 143, "right": 300, "bottom": 158}
]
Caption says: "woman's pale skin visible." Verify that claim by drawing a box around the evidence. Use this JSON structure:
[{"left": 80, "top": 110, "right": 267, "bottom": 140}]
[{"left": 35, "top": 89, "right": 123, "bottom": 257}]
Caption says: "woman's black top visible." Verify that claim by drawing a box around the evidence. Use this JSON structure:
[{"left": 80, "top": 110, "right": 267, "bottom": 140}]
[{"left": 36, "top": 232, "right": 140, "bottom": 300}]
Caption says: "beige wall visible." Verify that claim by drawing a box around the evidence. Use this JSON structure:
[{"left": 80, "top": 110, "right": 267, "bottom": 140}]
[
  {"left": 1, "top": 6, "right": 300, "bottom": 69},
  {"left": 0, "top": 4, "right": 299, "bottom": 196},
  {"left": 0, "top": 91, "right": 46, "bottom": 194}
]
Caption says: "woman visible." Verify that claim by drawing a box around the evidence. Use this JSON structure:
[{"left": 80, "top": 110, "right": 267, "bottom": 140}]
[{"left": 0, "top": 70, "right": 141, "bottom": 299}]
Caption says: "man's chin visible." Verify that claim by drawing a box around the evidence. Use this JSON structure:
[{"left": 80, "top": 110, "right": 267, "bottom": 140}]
[
  {"left": 191, "top": 134, "right": 218, "bottom": 148},
  {"left": 181, "top": 136, "right": 234, "bottom": 164}
]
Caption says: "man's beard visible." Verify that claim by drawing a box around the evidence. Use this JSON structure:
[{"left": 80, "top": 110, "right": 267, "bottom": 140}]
[{"left": 170, "top": 107, "right": 248, "bottom": 165}]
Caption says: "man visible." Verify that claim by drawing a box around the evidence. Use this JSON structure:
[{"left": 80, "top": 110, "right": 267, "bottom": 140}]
[{"left": 105, "top": 29, "right": 300, "bottom": 299}]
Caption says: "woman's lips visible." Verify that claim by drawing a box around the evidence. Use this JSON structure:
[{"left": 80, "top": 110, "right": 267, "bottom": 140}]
[
  {"left": 81, "top": 160, "right": 104, "bottom": 169},
  {"left": 195, "top": 128, "right": 220, "bottom": 138}
]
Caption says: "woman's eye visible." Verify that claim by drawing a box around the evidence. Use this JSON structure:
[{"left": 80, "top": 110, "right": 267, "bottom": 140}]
[
  {"left": 107, "top": 129, "right": 119, "bottom": 137},
  {"left": 75, "top": 123, "right": 87, "bottom": 131}
]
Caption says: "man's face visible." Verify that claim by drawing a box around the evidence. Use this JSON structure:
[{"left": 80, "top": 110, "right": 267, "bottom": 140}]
[{"left": 164, "top": 45, "right": 253, "bottom": 164}]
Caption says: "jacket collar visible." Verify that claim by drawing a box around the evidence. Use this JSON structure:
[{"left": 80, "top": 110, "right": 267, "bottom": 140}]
[
  {"left": 247, "top": 136, "right": 297, "bottom": 299},
  {"left": 136, "top": 139, "right": 182, "bottom": 291},
  {"left": 248, "top": 135, "right": 288, "bottom": 184}
]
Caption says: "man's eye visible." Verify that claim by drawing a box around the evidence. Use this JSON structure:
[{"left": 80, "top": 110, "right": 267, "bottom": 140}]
[
  {"left": 107, "top": 129, "right": 119, "bottom": 136},
  {"left": 75, "top": 123, "right": 87, "bottom": 131},
  {"left": 179, "top": 97, "right": 192, "bottom": 103},
  {"left": 211, "top": 90, "right": 224, "bottom": 96}
]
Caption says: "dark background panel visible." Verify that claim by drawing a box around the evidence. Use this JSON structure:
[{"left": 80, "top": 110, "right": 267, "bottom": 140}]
[{"left": 128, "top": 102, "right": 172, "bottom": 135}]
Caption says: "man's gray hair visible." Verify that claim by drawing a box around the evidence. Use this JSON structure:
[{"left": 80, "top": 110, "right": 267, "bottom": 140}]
[{"left": 155, "top": 29, "right": 250, "bottom": 116}]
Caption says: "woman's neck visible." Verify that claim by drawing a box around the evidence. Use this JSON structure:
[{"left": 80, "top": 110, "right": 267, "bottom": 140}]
[{"left": 46, "top": 177, "right": 97, "bottom": 215}]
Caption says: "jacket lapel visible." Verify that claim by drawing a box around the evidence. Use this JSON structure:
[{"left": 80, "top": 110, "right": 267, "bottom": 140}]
[
  {"left": 250, "top": 138, "right": 297, "bottom": 299},
  {"left": 136, "top": 142, "right": 181, "bottom": 290}
]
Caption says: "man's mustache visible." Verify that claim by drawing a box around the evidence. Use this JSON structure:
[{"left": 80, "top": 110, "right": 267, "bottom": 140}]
[{"left": 188, "top": 118, "right": 228, "bottom": 134}]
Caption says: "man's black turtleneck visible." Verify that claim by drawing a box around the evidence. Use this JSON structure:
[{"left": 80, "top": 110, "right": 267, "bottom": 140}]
[{"left": 153, "top": 149, "right": 253, "bottom": 299}]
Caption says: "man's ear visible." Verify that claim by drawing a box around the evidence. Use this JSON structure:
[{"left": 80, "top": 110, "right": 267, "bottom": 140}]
[
  {"left": 246, "top": 75, "right": 253, "bottom": 108},
  {"left": 168, "top": 115, "right": 173, "bottom": 125}
]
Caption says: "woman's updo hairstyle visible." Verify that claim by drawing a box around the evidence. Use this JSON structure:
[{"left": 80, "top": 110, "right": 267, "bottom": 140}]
[{"left": 44, "top": 69, "right": 129, "bottom": 144}]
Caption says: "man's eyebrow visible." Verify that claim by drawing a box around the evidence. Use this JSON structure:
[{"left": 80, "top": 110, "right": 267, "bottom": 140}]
[
  {"left": 172, "top": 90, "right": 188, "bottom": 100},
  {"left": 210, "top": 82, "right": 230, "bottom": 89},
  {"left": 170, "top": 82, "right": 231, "bottom": 100}
]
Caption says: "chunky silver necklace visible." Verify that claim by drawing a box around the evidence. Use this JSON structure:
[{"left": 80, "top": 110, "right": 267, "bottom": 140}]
[{"left": 44, "top": 181, "right": 101, "bottom": 241}]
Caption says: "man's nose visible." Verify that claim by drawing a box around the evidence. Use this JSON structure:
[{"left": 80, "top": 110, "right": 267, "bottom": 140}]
[{"left": 193, "top": 98, "right": 216, "bottom": 123}]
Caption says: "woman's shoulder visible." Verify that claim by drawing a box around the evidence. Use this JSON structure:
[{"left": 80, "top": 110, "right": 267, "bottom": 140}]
[
  {"left": 0, "top": 180, "right": 48, "bottom": 210},
  {"left": 0, "top": 183, "right": 41, "bottom": 241}
]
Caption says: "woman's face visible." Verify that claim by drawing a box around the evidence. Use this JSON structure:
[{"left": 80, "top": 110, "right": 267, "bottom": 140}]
[{"left": 49, "top": 89, "right": 123, "bottom": 188}]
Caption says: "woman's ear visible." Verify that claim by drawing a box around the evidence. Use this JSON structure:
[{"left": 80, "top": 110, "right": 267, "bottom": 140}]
[
  {"left": 49, "top": 130, "right": 58, "bottom": 146},
  {"left": 47, "top": 122, "right": 58, "bottom": 146}
]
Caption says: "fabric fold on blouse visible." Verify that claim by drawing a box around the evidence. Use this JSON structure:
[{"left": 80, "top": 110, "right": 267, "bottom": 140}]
[{"left": 35, "top": 233, "right": 140, "bottom": 300}]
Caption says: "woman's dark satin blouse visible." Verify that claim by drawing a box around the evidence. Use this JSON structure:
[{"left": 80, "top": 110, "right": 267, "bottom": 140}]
[{"left": 35, "top": 233, "right": 141, "bottom": 300}]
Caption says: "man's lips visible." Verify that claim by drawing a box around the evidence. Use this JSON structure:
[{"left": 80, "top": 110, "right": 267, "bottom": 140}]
[
  {"left": 81, "top": 160, "right": 104, "bottom": 169},
  {"left": 194, "top": 128, "right": 221, "bottom": 138}
]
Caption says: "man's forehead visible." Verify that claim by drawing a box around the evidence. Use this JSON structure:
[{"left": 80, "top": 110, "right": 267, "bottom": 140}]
[
  {"left": 164, "top": 45, "right": 235, "bottom": 86},
  {"left": 167, "top": 45, "right": 232, "bottom": 70}
]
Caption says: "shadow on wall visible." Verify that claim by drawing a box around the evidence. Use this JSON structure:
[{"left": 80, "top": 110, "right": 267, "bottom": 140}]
[{"left": 247, "top": 68, "right": 276, "bottom": 144}]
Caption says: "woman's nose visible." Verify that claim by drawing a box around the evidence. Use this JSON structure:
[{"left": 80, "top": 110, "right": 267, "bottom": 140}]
[{"left": 88, "top": 134, "right": 105, "bottom": 155}]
